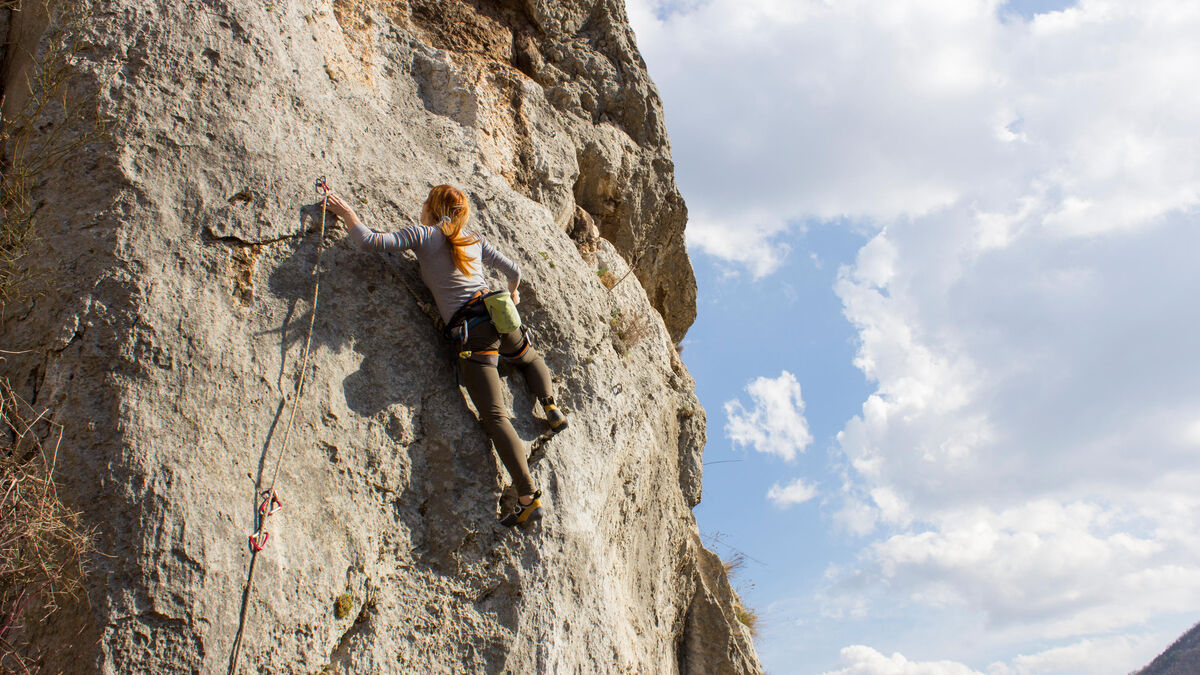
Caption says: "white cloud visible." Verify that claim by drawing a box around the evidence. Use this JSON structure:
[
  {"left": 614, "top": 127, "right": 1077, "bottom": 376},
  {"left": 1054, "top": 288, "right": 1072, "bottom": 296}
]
[
  {"left": 986, "top": 633, "right": 1168, "bottom": 675},
  {"left": 835, "top": 496, "right": 880, "bottom": 537},
  {"left": 686, "top": 211, "right": 791, "bottom": 278},
  {"left": 767, "top": 478, "right": 819, "bottom": 507},
  {"left": 828, "top": 207, "right": 1200, "bottom": 637},
  {"left": 630, "top": 0, "right": 1200, "bottom": 273},
  {"left": 849, "top": 500, "right": 1200, "bottom": 636},
  {"left": 724, "top": 371, "right": 813, "bottom": 461},
  {"left": 825, "top": 646, "right": 983, "bottom": 675},
  {"left": 825, "top": 633, "right": 1169, "bottom": 675}
]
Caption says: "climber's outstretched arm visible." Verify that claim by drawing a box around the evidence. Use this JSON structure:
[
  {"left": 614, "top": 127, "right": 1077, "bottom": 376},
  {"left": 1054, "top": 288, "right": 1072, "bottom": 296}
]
[
  {"left": 326, "top": 193, "right": 429, "bottom": 253},
  {"left": 481, "top": 239, "right": 522, "bottom": 302}
]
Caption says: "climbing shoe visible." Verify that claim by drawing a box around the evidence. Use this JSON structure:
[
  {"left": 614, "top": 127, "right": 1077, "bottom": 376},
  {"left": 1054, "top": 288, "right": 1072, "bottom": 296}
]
[
  {"left": 543, "top": 403, "right": 568, "bottom": 434},
  {"left": 500, "top": 490, "right": 543, "bottom": 528}
]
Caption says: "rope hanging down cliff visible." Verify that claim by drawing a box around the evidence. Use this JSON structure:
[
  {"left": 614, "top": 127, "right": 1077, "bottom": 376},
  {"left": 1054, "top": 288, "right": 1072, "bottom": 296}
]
[{"left": 227, "top": 176, "right": 331, "bottom": 675}]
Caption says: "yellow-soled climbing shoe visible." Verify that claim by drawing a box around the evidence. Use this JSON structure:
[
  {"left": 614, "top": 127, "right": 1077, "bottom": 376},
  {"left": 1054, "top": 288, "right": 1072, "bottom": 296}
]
[
  {"left": 544, "top": 404, "right": 568, "bottom": 434},
  {"left": 500, "top": 490, "right": 543, "bottom": 528}
]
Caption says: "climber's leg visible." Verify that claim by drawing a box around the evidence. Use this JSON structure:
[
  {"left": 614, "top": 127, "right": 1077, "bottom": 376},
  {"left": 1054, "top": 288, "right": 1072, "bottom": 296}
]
[
  {"left": 500, "top": 329, "right": 567, "bottom": 433},
  {"left": 460, "top": 351, "right": 535, "bottom": 498},
  {"left": 499, "top": 329, "right": 552, "bottom": 400}
]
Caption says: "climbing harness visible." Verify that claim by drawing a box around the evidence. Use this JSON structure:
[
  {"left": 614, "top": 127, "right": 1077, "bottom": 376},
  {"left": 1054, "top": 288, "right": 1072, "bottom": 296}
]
[
  {"left": 444, "top": 289, "right": 499, "bottom": 365},
  {"left": 443, "top": 289, "right": 535, "bottom": 366},
  {"left": 228, "top": 175, "right": 330, "bottom": 675}
]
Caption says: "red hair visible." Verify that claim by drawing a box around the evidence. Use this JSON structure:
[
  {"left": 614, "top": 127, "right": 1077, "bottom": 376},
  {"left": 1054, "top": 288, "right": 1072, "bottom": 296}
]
[{"left": 425, "top": 185, "right": 479, "bottom": 275}]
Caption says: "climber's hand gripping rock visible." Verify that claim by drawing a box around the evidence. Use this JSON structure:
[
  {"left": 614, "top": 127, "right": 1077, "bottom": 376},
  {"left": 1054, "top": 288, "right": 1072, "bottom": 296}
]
[{"left": 324, "top": 193, "right": 361, "bottom": 226}]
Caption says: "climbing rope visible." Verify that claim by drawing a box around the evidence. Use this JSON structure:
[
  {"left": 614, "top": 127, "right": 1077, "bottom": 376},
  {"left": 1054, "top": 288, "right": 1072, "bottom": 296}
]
[
  {"left": 227, "top": 175, "right": 330, "bottom": 675},
  {"left": 249, "top": 175, "right": 330, "bottom": 550}
]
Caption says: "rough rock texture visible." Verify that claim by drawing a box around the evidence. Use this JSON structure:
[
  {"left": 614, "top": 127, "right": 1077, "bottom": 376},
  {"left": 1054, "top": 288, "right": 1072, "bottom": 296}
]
[{"left": 1, "top": 1, "right": 758, "bottom": 673}]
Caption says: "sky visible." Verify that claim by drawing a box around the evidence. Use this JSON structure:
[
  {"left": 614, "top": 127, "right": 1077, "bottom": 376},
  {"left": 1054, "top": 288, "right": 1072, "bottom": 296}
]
[{"left": 623, "top": 0, "right": 1200, "bottom": 673}]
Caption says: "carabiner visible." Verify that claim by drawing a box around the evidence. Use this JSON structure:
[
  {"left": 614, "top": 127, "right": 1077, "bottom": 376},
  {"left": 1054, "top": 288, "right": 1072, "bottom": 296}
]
[
  {"left": 249, "top": 529, "right": 270, "bottom": 551},
  {"left": 258, "top": 492, "right": 282, "bottom": 517}
]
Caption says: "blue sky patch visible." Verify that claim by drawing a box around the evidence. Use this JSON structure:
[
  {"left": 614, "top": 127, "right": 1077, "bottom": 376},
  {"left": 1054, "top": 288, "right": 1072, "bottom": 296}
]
[{"left": 1000, "top": 0, "right": 1078, "bottom": 21}]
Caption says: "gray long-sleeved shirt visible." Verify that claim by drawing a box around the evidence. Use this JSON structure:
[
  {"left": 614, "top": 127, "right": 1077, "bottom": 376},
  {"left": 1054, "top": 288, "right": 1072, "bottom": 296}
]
[{"left": 349, "top": 221, "right": 521, "bottom": 324}]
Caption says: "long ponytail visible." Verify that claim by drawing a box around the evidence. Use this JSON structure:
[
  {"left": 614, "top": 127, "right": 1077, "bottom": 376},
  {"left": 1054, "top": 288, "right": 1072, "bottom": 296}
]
[{"left": 425, "top": 185, "right": 479, "bottom": 275}]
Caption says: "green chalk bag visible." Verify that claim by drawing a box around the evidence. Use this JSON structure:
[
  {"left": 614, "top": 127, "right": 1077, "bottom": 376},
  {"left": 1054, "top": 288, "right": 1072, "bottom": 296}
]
[{"left": 483, "top": 291, "right": 522, "bottom": 334}]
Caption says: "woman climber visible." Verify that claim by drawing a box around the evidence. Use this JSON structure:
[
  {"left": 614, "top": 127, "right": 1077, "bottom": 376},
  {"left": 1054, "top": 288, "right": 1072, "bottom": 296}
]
[{"left": 325, "top": 185, "right": 566, "bottom": 528}]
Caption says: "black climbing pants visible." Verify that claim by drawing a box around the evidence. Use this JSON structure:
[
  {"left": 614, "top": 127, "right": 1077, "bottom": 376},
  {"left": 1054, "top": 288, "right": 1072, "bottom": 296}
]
[{"left": 458, "top": 321, "right": 553, "bottom": 497}]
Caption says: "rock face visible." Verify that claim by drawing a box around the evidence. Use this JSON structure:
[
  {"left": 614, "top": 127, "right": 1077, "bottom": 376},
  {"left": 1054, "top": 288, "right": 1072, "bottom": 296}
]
[{"left": 1, "top": 1, "right": 758, "bottom": 673}]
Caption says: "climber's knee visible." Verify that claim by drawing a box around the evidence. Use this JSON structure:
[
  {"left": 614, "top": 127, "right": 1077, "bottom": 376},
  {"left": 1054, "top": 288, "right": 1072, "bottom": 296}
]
[{"left": 479, "top": 406, "right": 511, "bottom": 429}]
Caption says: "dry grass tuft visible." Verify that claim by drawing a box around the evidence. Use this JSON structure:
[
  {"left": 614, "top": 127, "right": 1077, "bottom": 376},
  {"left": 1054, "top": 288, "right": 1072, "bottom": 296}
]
[
  {"left": 733, "top": 602, "right": 759, "bottom": 637},
  {"left": 0, "top": 377, "right": 96, "bottom": 671},
  {"left": 334, "top": 593, "right": 355, "bottom": 619},
  {"left": 596, "top": 267, "right": 618, "bottom": 289},
  {"left": 719, "top": 549, "right": 761, "bottom": 639},
  {"left": 1, "top": 0, "right": 107, "bottom": 303},
  {"left": 609, "top": 308, "right": 652, "bottom": 358},
  {"left": 722, "top": 552, "right": 746, "bottom": 577}
]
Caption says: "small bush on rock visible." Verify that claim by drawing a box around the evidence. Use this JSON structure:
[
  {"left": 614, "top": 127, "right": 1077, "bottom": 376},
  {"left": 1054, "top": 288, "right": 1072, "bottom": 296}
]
[{"left": 334, "top": 593, "right": 355, "bottom": 619}]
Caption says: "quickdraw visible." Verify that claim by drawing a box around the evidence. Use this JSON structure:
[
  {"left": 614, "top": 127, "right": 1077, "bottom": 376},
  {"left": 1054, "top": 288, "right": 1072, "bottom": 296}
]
[{"left": 247, "top": 491, "right": 281, "bottom": 551}]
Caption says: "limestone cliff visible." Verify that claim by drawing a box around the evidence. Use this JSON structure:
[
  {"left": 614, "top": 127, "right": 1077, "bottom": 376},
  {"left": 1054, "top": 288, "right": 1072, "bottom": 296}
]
[{"left": 1, "top": 0, "right": 759, "bottom": 672}]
